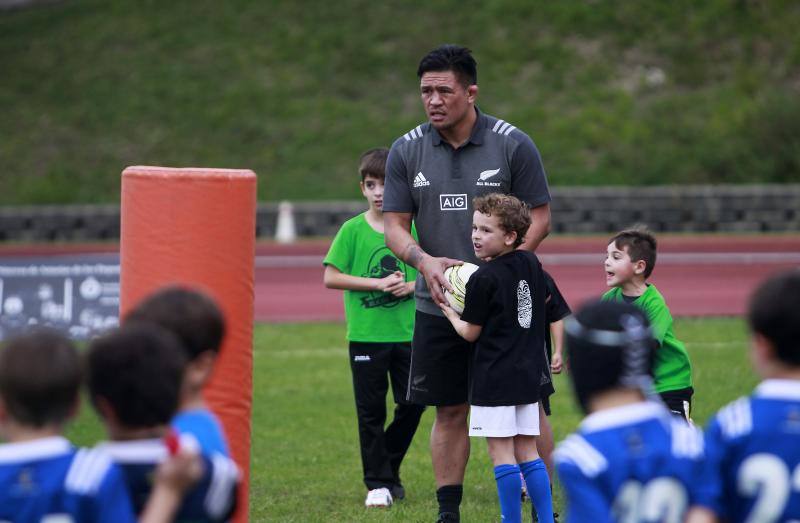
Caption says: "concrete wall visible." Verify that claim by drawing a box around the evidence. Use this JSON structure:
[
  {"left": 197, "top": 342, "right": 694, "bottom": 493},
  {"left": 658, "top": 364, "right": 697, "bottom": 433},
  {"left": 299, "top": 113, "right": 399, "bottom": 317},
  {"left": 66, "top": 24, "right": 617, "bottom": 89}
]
[{"left": 2, "top": 185, "right": 798, "bottom": 242}]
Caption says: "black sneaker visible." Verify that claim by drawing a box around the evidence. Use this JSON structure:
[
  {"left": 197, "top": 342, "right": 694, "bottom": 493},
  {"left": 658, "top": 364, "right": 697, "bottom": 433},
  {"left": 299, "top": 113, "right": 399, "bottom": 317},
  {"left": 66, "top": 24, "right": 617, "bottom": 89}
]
[
  {"left": 436, "top": 511, "right": 459, "bottom": 522},
  {"left": 391, "top": 484, "right": 405, "bottom": 500}
]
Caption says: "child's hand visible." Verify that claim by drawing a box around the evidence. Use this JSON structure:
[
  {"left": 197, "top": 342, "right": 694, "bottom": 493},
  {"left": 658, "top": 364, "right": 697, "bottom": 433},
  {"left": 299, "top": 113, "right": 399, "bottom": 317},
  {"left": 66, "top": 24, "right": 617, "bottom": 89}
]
[
  {"left": 391, "top": 280, "right": 415, "bottom": 298},
  {"left": 438, "top": 300, "right": 459, "bottom": 321},
  {"left": 550, "top": 352, "right": 563, "bottom": 374},
  {"left": 155, "top": 447, "right": 204, "bottom": 494},
  {"left": 377, "top": 271, "right": 406, "bottom": 294}
]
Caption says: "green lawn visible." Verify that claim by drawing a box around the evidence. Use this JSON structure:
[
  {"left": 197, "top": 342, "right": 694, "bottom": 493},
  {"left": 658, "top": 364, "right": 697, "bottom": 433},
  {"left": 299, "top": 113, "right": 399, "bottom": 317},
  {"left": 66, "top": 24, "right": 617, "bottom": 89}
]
[{"left": 66, "top": 317, "right": 757, "bottom": 522}]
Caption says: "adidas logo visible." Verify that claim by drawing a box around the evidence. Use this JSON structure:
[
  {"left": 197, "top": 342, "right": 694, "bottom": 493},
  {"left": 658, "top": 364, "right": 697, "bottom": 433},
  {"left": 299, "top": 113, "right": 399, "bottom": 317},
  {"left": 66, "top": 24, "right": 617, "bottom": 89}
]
[{"left": 413, "top": 172, "right": 430, "bottom": 188}]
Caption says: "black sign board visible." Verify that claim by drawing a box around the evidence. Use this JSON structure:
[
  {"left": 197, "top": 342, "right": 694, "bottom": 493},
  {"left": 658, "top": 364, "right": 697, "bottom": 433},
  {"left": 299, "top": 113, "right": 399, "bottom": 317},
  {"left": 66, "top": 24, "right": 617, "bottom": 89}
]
[{"left": 0, "top": 253, "right": 120, "bottom": 341}]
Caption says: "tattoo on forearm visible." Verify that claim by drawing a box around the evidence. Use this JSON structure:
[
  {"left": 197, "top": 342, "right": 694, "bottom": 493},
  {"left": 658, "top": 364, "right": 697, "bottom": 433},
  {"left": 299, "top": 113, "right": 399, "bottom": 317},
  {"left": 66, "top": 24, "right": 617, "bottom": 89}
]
[{"left": 404, "top": 244, "right": 424, "bottom": 268}]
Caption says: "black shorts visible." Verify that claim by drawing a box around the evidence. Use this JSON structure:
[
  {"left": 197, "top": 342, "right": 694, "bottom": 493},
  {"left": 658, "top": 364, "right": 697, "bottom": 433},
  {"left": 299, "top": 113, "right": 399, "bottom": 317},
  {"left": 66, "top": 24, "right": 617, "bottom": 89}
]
[
  {"left": 407, "top": 311, "right": 471, "bottom": 406},
  {"left": 659, "top": 387, "right": 694, "bottom": 421}
]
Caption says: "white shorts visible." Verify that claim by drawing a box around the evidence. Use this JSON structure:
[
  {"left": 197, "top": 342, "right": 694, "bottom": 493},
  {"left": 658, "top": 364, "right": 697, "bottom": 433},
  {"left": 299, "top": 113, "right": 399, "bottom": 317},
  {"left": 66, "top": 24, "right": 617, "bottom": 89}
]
[{"left": 468, "top": 403, "right": 540, "bottom": 438}]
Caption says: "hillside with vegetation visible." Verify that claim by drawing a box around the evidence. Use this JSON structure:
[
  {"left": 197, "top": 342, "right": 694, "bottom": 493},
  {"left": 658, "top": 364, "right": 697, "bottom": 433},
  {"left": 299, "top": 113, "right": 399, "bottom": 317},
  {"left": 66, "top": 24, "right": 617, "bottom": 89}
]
[{"left": 1, "top": 0, "right": 799, "bottom": 204}]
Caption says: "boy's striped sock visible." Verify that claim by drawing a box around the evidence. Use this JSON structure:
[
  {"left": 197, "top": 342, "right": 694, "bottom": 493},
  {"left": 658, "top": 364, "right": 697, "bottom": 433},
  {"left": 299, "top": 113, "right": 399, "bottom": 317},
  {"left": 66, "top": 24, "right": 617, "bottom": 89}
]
[
  {"left": 520, "top": 459, "right": 554, "bottom": 523},
  {"left": 494, "top": 464, "right": 522, "bottom": 523}
]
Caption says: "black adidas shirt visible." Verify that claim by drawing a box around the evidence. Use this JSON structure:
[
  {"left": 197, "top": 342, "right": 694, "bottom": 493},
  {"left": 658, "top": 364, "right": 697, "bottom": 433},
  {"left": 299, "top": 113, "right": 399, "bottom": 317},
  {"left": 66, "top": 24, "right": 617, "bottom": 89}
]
[
  {"left": 384, "top": 108, "right": 551, "bottom": 316},
  {"left": 460, "top": 250, "right": 549, "bottom": 406}
]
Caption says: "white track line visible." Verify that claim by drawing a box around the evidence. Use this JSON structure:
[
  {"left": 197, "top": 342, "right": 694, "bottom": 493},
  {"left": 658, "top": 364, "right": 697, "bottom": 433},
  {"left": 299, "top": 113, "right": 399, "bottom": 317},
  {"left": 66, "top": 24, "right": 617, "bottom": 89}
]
[{"left": 254, "top": 252, "right": 800, "bottom": 268}]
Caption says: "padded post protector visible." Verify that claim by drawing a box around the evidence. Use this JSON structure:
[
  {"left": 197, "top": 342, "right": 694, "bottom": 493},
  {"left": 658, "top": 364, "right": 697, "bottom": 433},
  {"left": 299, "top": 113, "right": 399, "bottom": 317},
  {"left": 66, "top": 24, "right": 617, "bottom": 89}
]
[{"left": 120, "top": 166, "right": 255, "bottom": 522}]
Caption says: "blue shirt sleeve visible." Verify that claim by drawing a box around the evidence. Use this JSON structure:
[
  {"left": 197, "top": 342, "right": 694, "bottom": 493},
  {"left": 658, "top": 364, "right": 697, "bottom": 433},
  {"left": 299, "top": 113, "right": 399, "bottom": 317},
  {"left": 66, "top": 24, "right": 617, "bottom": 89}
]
[
  {"left": 557, "top": 461, "right": 614, "bottom": 523},
  {"left": 701, "top": 416, "right": 728, "bottom": 518},
  {"left": 94, "top": 463, "right": 137, "bottom": 523}
]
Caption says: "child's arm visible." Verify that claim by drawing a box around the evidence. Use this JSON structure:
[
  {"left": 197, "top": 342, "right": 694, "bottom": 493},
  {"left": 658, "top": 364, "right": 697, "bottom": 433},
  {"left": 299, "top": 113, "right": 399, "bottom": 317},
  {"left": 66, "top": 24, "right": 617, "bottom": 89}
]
[
  {"left": 438, "top": 302, "right": 482, "bottom": 342},
  {"left": 549, "top": 318, "right": 565, "bottom": 374},
  {"left": 323, "top": 265, "right": 408, "bottom": 295},
  {"left": 138, "top": 449, "right": 204, "bottom": 523}
]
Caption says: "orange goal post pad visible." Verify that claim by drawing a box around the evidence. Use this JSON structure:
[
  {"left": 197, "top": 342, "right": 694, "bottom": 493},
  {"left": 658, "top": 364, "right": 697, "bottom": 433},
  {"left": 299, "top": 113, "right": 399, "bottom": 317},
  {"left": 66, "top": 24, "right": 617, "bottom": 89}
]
[{"left": 119, "top": 166, "right": 256, "bottom": 522}]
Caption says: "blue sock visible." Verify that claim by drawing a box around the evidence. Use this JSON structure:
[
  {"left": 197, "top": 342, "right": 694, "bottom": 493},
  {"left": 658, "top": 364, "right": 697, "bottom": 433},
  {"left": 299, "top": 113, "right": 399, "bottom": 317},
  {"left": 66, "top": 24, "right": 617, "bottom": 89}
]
[
  {"left": 520, "top": 459, "right": 553, "bottom": 523},
  {"left": 494, "top": 464, "right": 522, "bottom": 523}
]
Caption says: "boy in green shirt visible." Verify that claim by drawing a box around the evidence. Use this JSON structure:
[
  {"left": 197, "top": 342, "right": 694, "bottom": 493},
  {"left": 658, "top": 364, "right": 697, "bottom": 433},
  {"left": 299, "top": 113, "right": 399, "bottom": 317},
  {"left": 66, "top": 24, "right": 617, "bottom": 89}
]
[
  {"left": 602, "top": 226, "right": 694, "bottom": 420},
  {"left": 323, "top": 148, "right": 425, "bottom": 508}
]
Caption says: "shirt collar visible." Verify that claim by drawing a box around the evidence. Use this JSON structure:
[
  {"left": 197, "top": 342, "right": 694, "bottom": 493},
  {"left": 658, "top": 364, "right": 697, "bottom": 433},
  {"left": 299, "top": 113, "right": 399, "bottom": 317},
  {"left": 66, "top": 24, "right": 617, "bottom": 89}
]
[
  {"left": 754, "top": 379, "right": 800, "bottom": 400},
  {"left": 580, "top": 401, "right": 668, "bottom": 433},
  {"left": 0, "top": 436, "right": 72, "bottom": 463},
  {"left": 431, "top": 107, "right": 486, "bottom": 147}
]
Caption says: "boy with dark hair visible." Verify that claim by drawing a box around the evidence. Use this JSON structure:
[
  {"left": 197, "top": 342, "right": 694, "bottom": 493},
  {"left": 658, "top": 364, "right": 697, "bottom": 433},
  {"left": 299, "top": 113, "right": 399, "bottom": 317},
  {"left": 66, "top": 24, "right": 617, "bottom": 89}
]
[
  {"left": 88, "top": 323, "right": 239, "bottom": 522},
  {"left": 323, "top": 147, "right": 425, "bottom": 507},
  {"left": 704, "top": 269, "right": 800, "bottom": 522},
  {"left": 555, "top": 299, "right": 717, "bottom": 523},
  {"left": 0, "top": 328, "right": 199, "bottom": 523},
  {"left": 602, "top": 226, "right": 694, "bottom": 420},
  {"left": 125, "top": 285, "right": 230, "bottom": 456},
  {"left": 439, "top": 193, "right": 553, "bottom": 523}
]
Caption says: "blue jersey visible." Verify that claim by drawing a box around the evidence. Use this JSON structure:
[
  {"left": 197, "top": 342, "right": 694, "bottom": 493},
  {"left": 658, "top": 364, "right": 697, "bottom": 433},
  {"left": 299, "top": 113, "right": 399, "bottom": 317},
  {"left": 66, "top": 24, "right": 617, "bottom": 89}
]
[
  {"left": 97, "top": 437, "right": 239, "bottom": 523},
  {"left": 555, "top": 402, "right": 717, "bottom": 523},
  {"left": 705, "top": 379, "right": 800, "bottom": 522},
  {"left": 173, "top": 408, "right": 230, "bottom": 456},
  {"left": 0, "top": 436, "right": 136, "bottom": 523}
]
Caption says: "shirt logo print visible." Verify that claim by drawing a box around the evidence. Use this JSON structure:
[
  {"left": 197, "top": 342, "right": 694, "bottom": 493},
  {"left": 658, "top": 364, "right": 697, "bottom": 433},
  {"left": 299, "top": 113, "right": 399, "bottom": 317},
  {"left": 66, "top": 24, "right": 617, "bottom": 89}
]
[
  {"left": 517, "top": 280, "right": 532, "bottom": 328},
  {"left": 479, "top": 168, "right": 500, "bottom": 181},
  {"left": 440, "top": 194, "right": 468, "bottom": 211},
  {"left": 476, "top": 168, "right": 502, "bottom": 187},
  {"left": 413, "top": 172, "right": 431, "bottom": 188}
]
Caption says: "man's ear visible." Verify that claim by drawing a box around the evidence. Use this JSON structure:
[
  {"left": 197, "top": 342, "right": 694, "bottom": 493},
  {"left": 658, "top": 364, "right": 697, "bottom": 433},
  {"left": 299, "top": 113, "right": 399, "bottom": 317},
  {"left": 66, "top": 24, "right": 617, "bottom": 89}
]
[{"left": 467, "top": 84, "right": 478, "bottom": 104}]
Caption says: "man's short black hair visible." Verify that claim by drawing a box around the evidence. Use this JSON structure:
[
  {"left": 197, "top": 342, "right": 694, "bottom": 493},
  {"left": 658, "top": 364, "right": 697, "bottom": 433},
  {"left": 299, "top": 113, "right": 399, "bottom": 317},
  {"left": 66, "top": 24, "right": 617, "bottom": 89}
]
[
  {"left": 417, "top": 44, "right": 477, "bottom": 87},
  {"left": 88, "top": 323, "right": 187, "bottom": 428},
  {"left": 125, "top": 285, "right": 226, "bottom": 361},
  {"left": 748, "top": 269, "right": 800, "bottom": 366},
  {"left": 0, "top": 329, "right": 81, "bottom": 428}
]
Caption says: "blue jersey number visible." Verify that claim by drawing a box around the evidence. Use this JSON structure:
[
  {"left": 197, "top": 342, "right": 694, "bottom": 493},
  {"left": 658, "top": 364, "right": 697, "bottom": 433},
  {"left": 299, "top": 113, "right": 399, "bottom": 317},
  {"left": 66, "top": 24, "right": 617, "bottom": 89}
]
[
  {"left": 738, "top": 453, "right": 800, "bottom": 523},
  {"left": 612, "top": 477, "right": 687, "bottom": 523}
]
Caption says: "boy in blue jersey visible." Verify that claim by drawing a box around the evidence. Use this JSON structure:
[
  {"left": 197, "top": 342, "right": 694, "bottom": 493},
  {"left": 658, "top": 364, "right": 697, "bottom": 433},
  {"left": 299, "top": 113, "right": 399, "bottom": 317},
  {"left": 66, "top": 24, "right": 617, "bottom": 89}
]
[
  {"left": 555, "top": 299, "right": 717, "bottom": 523},
  {"left": 88, "top": 323, "right": 239, "bottom": 522},
  {"left": 439, "top": 194, "right": 554, "bottom": 523},
  {"left": 125, "top": 286, "right": 230, "bottom": 457},
  {"left": 0, "top": 328, "right": 201, "bottom": 523},
  {"left": 705, "top": 269, "right": 800, "bottom": 522}
]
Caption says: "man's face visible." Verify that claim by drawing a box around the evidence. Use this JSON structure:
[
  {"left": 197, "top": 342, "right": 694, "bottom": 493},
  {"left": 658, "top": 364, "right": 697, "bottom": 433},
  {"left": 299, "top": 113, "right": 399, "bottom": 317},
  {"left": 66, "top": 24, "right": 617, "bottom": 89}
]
[{"left": 419, "top": 70, "right": 477, "bottom": 132}]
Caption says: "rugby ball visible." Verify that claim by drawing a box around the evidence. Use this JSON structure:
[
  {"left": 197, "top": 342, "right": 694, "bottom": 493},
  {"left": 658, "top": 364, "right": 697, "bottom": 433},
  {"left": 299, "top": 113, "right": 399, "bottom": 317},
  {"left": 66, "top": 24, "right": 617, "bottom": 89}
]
[{"left": 443, "top": 263, "right": 479, "bottom": 314}]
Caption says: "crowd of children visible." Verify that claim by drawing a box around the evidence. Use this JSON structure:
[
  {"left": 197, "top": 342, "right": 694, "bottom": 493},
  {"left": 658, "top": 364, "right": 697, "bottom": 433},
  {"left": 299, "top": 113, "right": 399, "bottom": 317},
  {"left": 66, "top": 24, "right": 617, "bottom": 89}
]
[
  {"left": 319, "top": 145, "right": 800, "bottom": 522},
  {"left": 0, "top": 286, "right": 239, "bottom": 522},
  {"left": 1, "top": 145, "right": 796, "bottom": 522}
]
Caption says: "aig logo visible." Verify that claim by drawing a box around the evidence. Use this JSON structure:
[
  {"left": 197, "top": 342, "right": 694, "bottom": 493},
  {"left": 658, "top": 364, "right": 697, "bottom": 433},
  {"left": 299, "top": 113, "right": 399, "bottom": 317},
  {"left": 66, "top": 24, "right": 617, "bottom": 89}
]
[{"left": 440, "top": 194, "right": 468, "bottom": 211}]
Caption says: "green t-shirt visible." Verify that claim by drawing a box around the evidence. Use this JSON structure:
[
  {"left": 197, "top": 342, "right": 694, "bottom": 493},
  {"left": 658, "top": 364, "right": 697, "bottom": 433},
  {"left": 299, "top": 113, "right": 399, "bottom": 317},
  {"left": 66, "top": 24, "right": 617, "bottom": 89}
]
[
  {"left": 323, "top": 213, "right": 417, "bottom": 342},
  {"left": 602, "top": 284, "right": 693, "bottom": 393}
]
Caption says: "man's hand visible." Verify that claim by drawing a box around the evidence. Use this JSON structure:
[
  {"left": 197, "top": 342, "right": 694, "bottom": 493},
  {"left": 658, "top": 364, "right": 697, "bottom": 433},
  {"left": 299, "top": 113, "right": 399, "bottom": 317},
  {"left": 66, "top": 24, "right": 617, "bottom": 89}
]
[{"left": 419, "top": 256, "right": 463, "bottom": 307}]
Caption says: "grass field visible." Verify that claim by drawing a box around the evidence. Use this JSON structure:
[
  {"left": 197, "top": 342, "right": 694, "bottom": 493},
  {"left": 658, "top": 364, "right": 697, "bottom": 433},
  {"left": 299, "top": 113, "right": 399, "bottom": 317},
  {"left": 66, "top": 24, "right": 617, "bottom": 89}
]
[{"left": 66, "top": 317, "right": 756, "bottom": 522}]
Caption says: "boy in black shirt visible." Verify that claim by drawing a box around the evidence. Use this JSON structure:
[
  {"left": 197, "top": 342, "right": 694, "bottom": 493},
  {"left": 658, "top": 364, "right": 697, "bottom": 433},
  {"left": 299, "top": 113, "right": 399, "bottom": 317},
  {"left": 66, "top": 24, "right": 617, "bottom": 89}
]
[{"left": 440, "top": 193, "right": 553, "bottom": 523}]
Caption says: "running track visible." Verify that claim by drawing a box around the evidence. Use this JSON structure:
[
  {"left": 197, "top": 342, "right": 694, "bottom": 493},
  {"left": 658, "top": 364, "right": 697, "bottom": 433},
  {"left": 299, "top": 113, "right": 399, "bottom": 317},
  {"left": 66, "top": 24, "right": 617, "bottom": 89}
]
[
  {"left": 2, "top": 235, "right": 798, "bottom": 321},
  {"left": 254, "top": 235, "right": 800, "bottom": 321}
]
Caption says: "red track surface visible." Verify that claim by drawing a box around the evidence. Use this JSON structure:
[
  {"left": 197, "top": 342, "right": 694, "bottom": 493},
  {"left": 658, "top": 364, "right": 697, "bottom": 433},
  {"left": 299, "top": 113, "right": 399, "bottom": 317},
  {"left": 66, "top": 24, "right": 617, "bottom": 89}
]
[
  {"left": 2, "top": 235, "right": 798, "bottom": 321},
  {"left": 253, "top": 235, "right": 800, "bottom": 322}
]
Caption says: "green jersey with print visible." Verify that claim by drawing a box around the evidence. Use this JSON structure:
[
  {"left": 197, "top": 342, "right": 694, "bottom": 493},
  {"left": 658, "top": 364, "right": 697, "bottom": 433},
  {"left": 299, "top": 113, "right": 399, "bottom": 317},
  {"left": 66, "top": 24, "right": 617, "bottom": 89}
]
[
  {"left": 602, "top": 284, "right": 693, "bottom": 393},
  {"left": 323, "top": 213, "right": 417, "bottom": 342}
]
